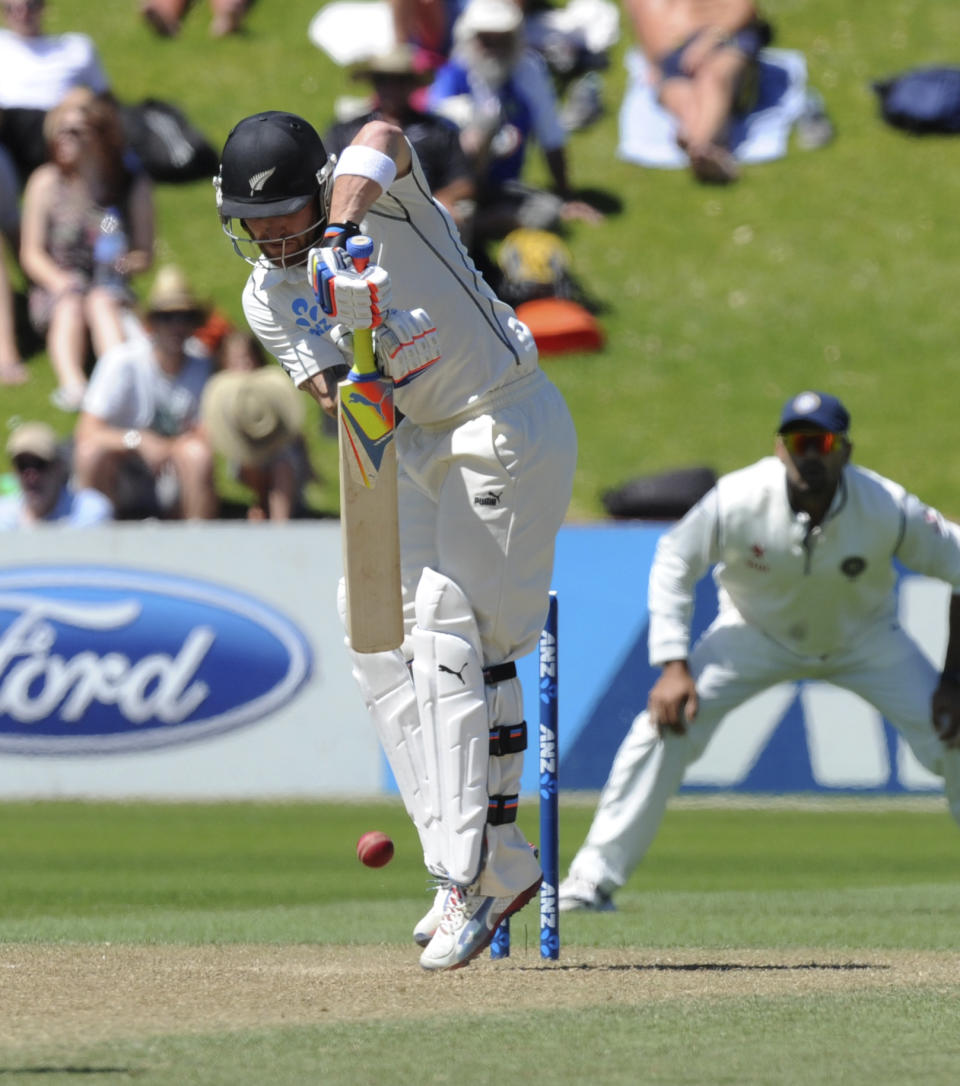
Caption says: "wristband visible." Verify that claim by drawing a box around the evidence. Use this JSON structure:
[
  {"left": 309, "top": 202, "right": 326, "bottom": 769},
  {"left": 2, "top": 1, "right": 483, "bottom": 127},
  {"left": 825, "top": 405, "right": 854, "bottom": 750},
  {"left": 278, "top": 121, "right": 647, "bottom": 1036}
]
[{"left": 333, "top": 145, "right": 398, "bottom": 192}]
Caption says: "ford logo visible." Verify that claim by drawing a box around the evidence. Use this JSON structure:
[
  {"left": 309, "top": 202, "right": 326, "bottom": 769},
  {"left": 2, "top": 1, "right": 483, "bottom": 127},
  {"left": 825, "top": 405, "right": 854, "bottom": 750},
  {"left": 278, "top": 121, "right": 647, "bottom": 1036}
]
[{"left": 0, "top": 567, "right": 313, "bottom": 756}]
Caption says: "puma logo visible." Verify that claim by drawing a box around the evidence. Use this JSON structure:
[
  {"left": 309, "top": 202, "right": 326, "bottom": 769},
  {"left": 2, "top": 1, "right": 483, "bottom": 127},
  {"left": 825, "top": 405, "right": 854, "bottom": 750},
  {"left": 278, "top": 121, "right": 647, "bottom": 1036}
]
[{"left": 439, "top": 662, "right": 468, "bottom": 684}]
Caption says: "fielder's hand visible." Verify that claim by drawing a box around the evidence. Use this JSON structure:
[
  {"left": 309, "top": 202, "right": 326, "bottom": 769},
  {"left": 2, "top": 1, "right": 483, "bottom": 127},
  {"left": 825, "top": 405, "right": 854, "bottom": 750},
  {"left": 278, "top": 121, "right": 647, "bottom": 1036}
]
[
  {"left": 931, "top": 675, "right": 960, "bottom": 748},
  {"left": 310, "top": 246, "right": 392, "bottom": 329},
  {"left": 648, "top": 659, "right": 698, "bottom": 736},
  {"left": 374, "top": 308, "right": 441, "bottom": 380}
]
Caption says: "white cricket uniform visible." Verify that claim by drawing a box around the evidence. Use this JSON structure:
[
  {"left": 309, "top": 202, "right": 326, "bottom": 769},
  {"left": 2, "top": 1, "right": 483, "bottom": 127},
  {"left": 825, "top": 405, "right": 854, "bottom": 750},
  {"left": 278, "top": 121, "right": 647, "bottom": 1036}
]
[
  {"left": 241, "top": 144, "right": 577, "bottom": 896},
  {"left": 569, "top": 457, "right": 960, "bottom": 894}
]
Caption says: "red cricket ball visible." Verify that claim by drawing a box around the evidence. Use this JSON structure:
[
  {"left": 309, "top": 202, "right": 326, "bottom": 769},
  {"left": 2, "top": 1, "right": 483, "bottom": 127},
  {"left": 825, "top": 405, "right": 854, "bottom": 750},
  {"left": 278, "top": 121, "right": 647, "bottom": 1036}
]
[{"left": 356, "top": 830, "right": 395, "bottom": 868}]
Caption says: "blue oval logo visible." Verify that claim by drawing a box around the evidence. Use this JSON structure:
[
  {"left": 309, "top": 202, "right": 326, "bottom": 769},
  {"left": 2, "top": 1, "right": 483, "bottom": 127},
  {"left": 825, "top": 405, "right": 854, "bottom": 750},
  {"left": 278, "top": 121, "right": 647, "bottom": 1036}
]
[{"left": 0, "top": 567, "right": 313, "bottom": 755}]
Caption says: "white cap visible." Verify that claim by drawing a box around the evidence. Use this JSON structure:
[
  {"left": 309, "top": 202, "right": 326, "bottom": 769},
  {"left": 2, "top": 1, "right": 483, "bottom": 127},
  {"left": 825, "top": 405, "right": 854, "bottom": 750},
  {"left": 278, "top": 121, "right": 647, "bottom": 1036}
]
[{"left": 454, "top": 0, "right": 523, "bottom": 43}]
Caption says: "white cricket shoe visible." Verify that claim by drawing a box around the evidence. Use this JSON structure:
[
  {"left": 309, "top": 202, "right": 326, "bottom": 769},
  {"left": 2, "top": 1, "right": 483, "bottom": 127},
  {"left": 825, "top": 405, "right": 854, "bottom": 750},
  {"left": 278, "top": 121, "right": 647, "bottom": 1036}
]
[
  {"left": 557, "top": 874, "right": 617, "bottom": 913},
  {"left": 413, "top": 885, "right": 447, "bottom": 947},
  {"left": 419, "top": 876, "right": 542, "bottom": 971}
]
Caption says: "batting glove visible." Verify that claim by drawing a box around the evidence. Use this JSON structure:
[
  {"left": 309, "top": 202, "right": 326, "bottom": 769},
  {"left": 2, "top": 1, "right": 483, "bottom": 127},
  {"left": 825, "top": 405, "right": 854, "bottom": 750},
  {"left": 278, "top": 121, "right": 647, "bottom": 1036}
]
[
  {"left": 374, "top": 308, "right": 441, "bottom": 381},
  {"left": 309, "top": 246, "right": 392, "bottom": 329}
]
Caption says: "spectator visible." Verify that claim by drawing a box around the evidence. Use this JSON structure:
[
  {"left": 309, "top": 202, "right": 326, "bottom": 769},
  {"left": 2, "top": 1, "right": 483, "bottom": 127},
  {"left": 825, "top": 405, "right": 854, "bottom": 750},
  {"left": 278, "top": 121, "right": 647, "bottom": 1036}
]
[
  {"left": 19, "top": 86, "right": 154, "bottom": 411},
  {"left": 624, "top": 0, "right": 772, "bottom": 183},
  {"left": 141, "top": 0, "right": 251, "bottom": 38},
  {"left": 202, "top": 357, "right": 310, "bottom": 522},
  {"left": 325, "top": 45, "right": 476, "bottom": 240},
  {"left": 0, "top": 421, "right": 112, "bottom": 527},
  {"left": 427, "top": 0, "right": 601, "bottom": 272},
  {"left": 73, "top": 264, "right": 217, "bottom": 521},
  {"left": 390, "top": 0, "right": 466, "bottom": 70},
  {"left": 0, "top": 233, "right": 27, "bottom": 384},
  {"left": 0, "top": 0, "right": 112, "bottom": 235}
]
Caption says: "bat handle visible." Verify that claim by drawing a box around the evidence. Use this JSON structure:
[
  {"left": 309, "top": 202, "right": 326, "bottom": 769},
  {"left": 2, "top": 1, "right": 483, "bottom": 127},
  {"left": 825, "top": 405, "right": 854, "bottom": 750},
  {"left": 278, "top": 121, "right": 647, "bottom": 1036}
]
[
  {"left": 344, "top": 235, "right": 377, "bottom": 377},
  {"left": 346, "top": 234, "right": 374, "bottom": 274}
]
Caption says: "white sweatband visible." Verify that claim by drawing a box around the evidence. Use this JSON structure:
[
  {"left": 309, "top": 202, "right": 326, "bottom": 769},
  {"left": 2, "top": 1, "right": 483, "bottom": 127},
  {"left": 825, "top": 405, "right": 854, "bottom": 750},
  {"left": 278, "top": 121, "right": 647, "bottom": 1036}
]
[{"left": 333, "top": 145, "right": 398, "bottom": 192}]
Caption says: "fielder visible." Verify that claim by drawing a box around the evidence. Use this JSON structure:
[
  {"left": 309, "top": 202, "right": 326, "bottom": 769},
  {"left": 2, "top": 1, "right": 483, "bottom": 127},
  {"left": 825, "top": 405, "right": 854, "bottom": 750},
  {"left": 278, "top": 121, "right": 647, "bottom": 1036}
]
[
  {"left": 559, "top": 391, "right": 960, "bottom": 911},
  {"left": 214, "top": 111, "right": 576, "bottom": 968}
]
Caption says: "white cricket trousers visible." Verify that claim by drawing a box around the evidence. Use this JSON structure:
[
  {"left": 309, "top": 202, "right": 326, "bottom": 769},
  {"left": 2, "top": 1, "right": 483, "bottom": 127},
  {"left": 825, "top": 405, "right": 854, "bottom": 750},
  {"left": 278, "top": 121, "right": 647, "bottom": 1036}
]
[
  {"left": 353, "top": 368, "right": 576, "bottom": 896},
  {"left": 569, "top": 610, "right": 960, "bottom": 893}
]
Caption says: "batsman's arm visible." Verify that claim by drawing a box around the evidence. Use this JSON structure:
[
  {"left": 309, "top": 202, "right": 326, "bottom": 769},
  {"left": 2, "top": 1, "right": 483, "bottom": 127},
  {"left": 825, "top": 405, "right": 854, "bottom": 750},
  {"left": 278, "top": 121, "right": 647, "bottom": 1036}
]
[
  {"left": 301, "top": 367, "right": 347, "bottom": 417},
  {"left": 327, "top": 120, "right": 412, "bottom": 224}
]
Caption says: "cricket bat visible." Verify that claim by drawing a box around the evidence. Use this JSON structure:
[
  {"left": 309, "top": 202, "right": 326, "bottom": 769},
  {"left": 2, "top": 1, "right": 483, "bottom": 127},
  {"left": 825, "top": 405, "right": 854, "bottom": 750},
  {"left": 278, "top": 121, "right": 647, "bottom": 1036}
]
[{"left": 336, "top": 236, "right": 403, "bottom": 653}]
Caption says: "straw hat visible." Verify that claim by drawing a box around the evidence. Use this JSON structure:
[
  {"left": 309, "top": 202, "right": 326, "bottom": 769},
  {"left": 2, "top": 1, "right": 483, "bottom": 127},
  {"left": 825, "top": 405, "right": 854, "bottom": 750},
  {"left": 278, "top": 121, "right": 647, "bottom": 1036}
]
[
  {"left": 349, "top": 44, "right": 433, "bottom": 86},
  {"left": 146, "top": 264, "right": 207, "bottom": 314},
  {"left": 202, "top": 369, "right": 305, "bottom": 466}
]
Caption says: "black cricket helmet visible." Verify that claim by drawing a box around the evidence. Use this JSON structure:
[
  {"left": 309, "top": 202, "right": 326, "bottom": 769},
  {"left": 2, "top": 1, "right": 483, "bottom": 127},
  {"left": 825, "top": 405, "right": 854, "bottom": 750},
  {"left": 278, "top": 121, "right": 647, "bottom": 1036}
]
[{"left": 214, "top": 111, "right": 335, "bottom": 266}]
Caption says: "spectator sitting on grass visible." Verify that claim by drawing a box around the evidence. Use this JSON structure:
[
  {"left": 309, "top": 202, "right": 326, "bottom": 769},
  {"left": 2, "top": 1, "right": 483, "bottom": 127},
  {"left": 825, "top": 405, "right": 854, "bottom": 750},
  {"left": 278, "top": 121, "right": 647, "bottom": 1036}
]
[
  {"left": 72, "top": 264, "right": 217, "bottom": 521},
  {"left": 0, "top": 420, "right": 112, "bottom": 527},
  {"left": 19, "top": 86, "right": 154, "bottom": 411},
  {"left": 0, "top": 0, "right": 112, "bottom": 239},
  {"left": 203, "top": 344, "right": 310, "bottom": 522},
  {"left": 624, "top": 0, "right": 772, "bottom": 183},
  {"left": 325, "top": 45, "right": 476, "bottom": 242}
]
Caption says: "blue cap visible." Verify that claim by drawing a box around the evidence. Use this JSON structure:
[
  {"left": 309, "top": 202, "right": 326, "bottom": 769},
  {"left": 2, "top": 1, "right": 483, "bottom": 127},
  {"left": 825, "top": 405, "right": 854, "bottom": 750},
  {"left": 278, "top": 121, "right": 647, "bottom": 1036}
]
[{"left": 778, "top": 391, "right": 850, "bottom": 434}]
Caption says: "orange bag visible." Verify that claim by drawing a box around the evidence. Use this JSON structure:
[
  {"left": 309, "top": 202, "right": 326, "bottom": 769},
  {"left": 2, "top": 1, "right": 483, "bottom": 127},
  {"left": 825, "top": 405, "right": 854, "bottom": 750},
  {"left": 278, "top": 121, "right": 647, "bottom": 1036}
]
[{"left": 515, "top": 297, "right": 604, "bottom": 355}]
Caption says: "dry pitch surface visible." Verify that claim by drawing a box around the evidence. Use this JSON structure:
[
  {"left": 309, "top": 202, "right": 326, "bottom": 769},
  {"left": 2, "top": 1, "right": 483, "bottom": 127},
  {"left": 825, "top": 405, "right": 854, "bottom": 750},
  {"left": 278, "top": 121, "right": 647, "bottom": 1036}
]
[{"left": 3, "top": 945, "right": 959, "bottom": 1050}]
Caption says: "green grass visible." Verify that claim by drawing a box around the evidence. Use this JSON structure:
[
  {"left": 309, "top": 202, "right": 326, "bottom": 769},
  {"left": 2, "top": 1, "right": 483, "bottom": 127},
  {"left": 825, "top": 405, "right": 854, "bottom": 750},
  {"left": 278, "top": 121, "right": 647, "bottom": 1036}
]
[
  {"left": 0, "top": 800, "right": 959, "bottom": 1084},
  {"left": 1, "top": 800, "right": 958, "bottom": 946},
  {"left": 7, "top": 1, "right": 960, "bottom": 518}
]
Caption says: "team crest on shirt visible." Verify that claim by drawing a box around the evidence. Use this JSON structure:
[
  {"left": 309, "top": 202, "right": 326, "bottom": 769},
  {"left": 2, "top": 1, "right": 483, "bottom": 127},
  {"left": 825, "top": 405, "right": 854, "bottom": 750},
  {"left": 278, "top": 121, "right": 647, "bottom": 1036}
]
[
  {"left": 840, "top": 556, "right": 866, "bottom": 579},
  {"left": 291, "top": 296, "right": 335, "bottom": 338}
]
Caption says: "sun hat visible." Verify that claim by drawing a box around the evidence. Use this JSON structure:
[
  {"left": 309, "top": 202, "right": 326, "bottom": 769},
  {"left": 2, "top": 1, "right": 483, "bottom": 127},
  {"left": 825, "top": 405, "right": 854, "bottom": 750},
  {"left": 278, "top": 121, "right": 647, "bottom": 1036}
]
[
  {"left": 202, "top": 369, "right": 305, "bottom": 466},
  {"left": 6, "top": 421, "right": 60, "bottom": 464}
]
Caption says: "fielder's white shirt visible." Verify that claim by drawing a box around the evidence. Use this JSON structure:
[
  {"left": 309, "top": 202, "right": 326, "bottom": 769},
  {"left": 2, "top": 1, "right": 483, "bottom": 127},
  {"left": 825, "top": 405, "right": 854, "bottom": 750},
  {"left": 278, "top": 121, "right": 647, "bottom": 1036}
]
[
  {"left": 241, "top": 143, "right": 539, "bottom": 426},
  {"left": 0, "top": 31, "right": 109, "bottom": 109},
  {"left": 649, "top": 457, "right": 960, "bottom": 663}
]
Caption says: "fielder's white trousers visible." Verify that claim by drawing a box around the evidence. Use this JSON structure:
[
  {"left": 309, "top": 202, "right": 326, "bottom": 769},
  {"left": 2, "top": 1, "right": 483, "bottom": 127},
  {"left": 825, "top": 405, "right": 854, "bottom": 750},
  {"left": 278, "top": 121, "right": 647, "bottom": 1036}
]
[{"left": 569, "top": 610, "right": 960, "bottom": 893}]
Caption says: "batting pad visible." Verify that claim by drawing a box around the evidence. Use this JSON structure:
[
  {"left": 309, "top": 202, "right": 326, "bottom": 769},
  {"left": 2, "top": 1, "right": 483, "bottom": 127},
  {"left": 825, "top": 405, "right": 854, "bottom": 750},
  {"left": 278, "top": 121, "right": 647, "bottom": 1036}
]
[
  {"left": 412, "top": 569, "right": 491, "bottom": 886},
  {"left": 338, "top": 580, "right": 444, "bottom": 873}
]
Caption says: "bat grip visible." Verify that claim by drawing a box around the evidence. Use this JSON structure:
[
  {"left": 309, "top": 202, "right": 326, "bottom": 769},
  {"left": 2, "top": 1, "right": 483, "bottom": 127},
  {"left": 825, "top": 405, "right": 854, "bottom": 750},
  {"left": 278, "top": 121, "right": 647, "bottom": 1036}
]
[
  {"left": 351, "top": 328, "right": 376, "bottom": 377},
  {"left": 344, "top": 235, "right": 377, "bottom": 377}
]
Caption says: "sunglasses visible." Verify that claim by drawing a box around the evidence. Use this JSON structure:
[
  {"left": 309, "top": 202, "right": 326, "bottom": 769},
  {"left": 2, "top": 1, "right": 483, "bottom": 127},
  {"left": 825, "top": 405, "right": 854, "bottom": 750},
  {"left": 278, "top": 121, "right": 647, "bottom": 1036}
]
[
  {"left": 150, "top": 309, "right": 204, "bottom": 325},
  {"left": 13, "top": 454, "right": 53, "bottom": 473},
  {"left": 781, "top": 431, "right": 842, "bottom": 457}
]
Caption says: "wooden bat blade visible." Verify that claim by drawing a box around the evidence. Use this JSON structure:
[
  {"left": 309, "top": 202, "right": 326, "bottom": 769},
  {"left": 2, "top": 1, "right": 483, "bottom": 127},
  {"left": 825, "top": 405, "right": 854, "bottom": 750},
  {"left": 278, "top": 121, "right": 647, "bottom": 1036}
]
[
  {"left": 339, "top": 400, "right": 403, "bottom": 654},
  {"left": 339, "top": 370, "right": 396, "bottom": 488}
]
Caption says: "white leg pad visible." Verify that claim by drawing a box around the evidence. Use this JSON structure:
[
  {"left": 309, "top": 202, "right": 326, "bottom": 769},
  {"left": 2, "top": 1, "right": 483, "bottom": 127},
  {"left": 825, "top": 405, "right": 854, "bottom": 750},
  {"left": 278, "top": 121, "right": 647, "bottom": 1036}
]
[
  {"left": 411, "top": 568, "right": 490, "bottom": 886},
  {"left": 338, "top": 580, "right": 444, "bottom": 873}
]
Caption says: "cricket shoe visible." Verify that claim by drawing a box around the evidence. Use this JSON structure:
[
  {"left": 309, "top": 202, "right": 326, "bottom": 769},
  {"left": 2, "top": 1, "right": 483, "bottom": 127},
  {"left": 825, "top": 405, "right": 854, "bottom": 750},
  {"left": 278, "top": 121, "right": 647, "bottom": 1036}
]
[
  {"left": 419, "top": 876, "right": 542, "bottom": 971},
  {"left": 557, "top": 874, "right": 617, "bottom": 913},
  {"left": 413, "top": 884, "right": 447, "bottom": 947}
]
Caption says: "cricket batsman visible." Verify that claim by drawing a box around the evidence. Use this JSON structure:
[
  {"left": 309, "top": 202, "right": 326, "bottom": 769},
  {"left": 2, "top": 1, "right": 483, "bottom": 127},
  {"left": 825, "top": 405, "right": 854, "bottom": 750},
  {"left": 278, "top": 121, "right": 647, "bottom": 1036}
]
[
  {"left": 214, "top": 111, "right": 576, "bottom": 969},
  {"left": 559, "top": 391, "right": 960, "bottom": 912}
]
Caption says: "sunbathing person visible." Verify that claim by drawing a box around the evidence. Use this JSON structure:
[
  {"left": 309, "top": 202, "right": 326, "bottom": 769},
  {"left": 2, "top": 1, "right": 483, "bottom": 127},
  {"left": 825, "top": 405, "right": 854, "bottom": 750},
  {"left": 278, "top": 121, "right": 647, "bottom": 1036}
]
[{"left": 625, "top": 0, "right": 771, "bottom": 183}]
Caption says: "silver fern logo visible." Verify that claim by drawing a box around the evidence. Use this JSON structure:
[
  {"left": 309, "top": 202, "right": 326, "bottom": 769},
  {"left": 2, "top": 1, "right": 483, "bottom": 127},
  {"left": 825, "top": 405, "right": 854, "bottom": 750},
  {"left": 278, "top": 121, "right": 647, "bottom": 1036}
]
[{"left": 248, "top": 167, "right": 276, "bottom": 195}]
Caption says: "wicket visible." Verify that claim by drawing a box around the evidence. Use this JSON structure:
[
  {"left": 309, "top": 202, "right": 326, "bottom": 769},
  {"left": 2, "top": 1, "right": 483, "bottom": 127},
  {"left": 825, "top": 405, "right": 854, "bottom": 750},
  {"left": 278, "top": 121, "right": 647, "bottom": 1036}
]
[{"left": 490, "top": 590, "right": 559, "bottom": 960}]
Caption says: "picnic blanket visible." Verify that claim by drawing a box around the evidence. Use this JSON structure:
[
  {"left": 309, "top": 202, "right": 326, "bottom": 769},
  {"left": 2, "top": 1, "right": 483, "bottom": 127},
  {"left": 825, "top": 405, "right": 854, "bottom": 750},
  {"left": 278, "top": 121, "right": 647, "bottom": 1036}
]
[{"left": 617, "top": 46, "right": 810, "bottom": 168}]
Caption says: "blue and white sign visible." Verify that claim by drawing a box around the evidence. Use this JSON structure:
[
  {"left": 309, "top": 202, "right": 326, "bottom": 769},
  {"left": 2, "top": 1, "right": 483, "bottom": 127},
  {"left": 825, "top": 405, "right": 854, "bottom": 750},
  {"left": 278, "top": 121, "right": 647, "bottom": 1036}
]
[{"left": 0, "top": 566, "right": 313, "bottom": 756}]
